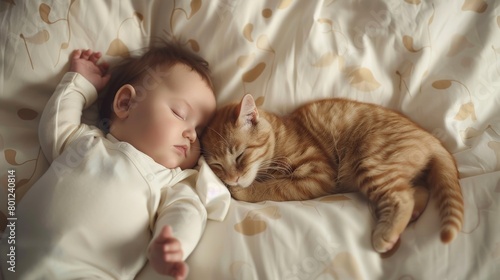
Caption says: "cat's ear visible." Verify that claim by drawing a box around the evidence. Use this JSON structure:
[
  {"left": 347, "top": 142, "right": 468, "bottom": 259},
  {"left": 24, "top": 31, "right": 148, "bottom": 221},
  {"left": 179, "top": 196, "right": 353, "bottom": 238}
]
[{"left": 236, "top": 94, "right": 259, "bottom": 127}]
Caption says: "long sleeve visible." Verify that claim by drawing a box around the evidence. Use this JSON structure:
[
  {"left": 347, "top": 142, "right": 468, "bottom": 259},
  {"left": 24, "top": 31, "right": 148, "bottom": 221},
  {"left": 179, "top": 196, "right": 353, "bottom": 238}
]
[
  {"left": 39, "top": 72, "right": 99, "bottom": 162},
  {"left": 150, "top": 174, "right": 207, "bottom": 260}
]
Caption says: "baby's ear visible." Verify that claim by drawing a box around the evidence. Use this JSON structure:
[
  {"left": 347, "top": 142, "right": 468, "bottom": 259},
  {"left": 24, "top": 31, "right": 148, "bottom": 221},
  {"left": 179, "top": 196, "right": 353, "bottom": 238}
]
[
  {"left": 236, "top": 94, "right": 259, "bottom": 127},
  {"left": 113, "top": 84, "right": 137, "bottom": 119}
]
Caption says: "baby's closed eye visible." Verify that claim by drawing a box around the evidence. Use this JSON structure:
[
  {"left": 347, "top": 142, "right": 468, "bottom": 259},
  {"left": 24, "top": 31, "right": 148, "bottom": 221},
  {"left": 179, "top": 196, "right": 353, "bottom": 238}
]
[{"left": 171, "top": 108, "right": 187, "bottom": 120}]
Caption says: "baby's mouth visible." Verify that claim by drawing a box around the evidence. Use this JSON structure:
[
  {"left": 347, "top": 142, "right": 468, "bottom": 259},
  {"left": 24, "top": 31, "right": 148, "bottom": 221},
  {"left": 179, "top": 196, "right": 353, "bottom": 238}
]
[{"left": 174, "top": 145, "right": 188, "bottom": 157}]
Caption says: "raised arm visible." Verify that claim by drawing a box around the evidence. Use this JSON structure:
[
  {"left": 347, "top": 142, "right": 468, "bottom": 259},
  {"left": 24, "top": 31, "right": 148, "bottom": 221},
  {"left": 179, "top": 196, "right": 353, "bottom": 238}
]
[{"left": 39, "top": 49, "right": 110, "bottom": 162}]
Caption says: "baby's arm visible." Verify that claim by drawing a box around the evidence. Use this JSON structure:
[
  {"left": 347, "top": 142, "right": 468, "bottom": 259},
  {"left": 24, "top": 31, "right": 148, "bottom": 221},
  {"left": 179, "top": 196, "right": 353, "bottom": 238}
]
[
  {"left": 39, "top": 49, "right": 110, "bottom": 161},
  {"left": 148, "top": 175, "right": 207, "bottom": 278},
  {"left": 149, "top": 226, "right": 189, "bottom": 280}
]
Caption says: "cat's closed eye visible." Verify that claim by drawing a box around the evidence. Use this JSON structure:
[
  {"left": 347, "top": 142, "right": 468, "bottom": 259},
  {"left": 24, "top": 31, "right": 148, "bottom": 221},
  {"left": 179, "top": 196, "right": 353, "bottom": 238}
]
[
  {"left": 235, "top": 151, "right": 245, "bottom": 163},
  {"left": 210, "top": 162, "right": 223, "bottom": 170}
]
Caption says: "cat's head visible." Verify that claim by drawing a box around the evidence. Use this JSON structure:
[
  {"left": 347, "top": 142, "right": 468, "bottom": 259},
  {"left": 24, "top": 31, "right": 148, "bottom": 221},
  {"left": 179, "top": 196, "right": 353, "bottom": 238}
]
[{"left": 201, "top": 94, "right": 275, "bottom": 188}]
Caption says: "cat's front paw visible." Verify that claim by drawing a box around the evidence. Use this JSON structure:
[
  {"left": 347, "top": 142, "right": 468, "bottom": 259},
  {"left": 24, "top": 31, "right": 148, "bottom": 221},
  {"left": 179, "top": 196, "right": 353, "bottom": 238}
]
[
  {"left": 372, "top": 228, "right": 400, "bottom": 253},
  {"left": 228, "top": 186, "right": 253, "bottom": 202}
]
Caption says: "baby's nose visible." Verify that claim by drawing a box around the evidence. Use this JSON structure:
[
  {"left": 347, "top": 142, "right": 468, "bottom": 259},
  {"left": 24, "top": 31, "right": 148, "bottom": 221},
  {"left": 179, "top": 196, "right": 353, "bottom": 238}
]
[{"left": 183, "top": 128, "right": 196, "bottom": 143}]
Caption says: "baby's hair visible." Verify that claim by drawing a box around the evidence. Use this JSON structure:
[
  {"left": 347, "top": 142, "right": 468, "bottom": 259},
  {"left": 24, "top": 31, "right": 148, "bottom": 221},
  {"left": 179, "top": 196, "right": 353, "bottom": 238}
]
[{"left": 98, "top": 42, "right": 213, "bottom": 132}]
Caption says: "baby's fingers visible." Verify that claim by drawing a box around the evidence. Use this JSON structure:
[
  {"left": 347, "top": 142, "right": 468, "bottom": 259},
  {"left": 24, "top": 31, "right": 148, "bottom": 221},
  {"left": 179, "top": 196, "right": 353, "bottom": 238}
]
[
  {"left": 173, "top": 262, "right": 189, "bottom": 280},
  {"left": 71, "top": 49, "right": 82, "bottom": 59},
  {"left": 81, "top": 49, "right": 92, "bottom": 60},
  {"left": 163, "top": 249, "right": 184, "bottom": 263},
  {"left": 90, "top": 52, "right": 102, "bottom": 64}
]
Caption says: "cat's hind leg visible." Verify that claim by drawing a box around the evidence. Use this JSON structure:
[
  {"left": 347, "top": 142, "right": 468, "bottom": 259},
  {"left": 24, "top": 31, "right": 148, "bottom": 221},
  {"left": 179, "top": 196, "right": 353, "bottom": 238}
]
[{"left": 369, "top": 187, "right": 415, "bottom": 253}]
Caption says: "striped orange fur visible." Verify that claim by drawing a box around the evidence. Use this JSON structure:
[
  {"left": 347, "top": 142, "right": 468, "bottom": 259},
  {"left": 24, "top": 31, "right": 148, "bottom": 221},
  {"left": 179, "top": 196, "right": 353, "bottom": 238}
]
[{"left": 201, "top": 94, "right": 464, "bottom": 253}]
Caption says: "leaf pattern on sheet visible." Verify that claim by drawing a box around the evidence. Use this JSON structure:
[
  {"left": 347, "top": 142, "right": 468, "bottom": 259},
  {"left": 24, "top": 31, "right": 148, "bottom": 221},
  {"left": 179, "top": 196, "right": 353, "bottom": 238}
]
[
  {"left": 278, "top": 0, "right": 292, "bottom": 9},
  {"left": 5, "top": 149, "right": 22, "bottom": 165},
  {"left": 163, "top": 3, "right": 201, "bottom": 52},
  {"left": 461, "top": 0, "right": 488, "bottom": 13},
  {"left": 323, "top": 252, "right": 363, "bottom": 280},
  {"left": 403, "top": 36, "right": 425, "bottom": 52},
  {"left": 234, "top": 215, "right": 267, "bottom": 235},
  {"left": 107, "top": 12, "right": 146, "bottom": 58},
  {"left": 34, "top": 1, "right": 77, "bottom": 67},
  {"left": 487, "top": 141, "right": 500, "bottom": 170},
  {"left": 187, "top": 39, "right": 200, "bottom": 52},
  {"left": 432, "top": 79, "right": 475, "bottom": 121},
  {"left": 243, "top": 23, "right": 254, "bottom": 42},
  {"left": 237, "top": 53, "right": 256, "bottom": 68},
  {"left": 396, "top": 63, "right": 415, "bottom": 96},
  {"left": 455, "top": 102, "right": 477, "bottom": 121},
  {"left": 254, "top": 96, "right": 265, "bottom": 107},
  {"left": 239, "top": 19, "right": 276, "bottom": 98},
  {"left": 432, "top": 80, "right": 452, "bottom": 89},
  {"left": 242, "top": 62, "right": 266, "bottom": 83},
  {"left": 17, "top": 108, "right": 38, "bottom": 120},
  {"left": 5, "top": 154, "right": 36, "bottom": 192},
  {"left": 447, "top": 34, "right": 474, "bottom": 57},
  {"left": 19, "top": 30, "right": 50, "bottom": 44},
  {"left": 262, "top": 8, "right": 272, "bottom": 18},
  {"left": 171, "top": 0, "right": 201, "bottom": 22},
  {"left": 20, "top": 30, "right": 50, "bottom": 70},
  {"left": 190, "top": 0, "right": 202, "bottom": 18},
  {"left": 347, "top": 68, "right": 381, "bottom": 92},
  {"left": 106, "top": 38, "right": 130, "bottom": 58},
  {"left": 234, "top": 206, "right": 281, "bottom": 236},
  {"left": 39, "top": 3, "right": 52, "bottom": 23}
]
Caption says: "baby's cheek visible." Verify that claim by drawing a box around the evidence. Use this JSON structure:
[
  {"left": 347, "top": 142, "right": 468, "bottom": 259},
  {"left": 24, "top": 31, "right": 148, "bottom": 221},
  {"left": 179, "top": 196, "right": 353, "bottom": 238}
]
[{"left": 180, "top": 140, "right": 201, "bottom": 169}]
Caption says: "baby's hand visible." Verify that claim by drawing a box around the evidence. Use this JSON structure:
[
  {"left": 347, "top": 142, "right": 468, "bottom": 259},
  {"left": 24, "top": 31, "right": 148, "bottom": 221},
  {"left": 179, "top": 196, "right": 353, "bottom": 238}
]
[
  {"left": 149, "top": 226, "right": 189, "bottom": 280},
  {"left": 69, "top": 49, "right": 110, "bottom": 92}
]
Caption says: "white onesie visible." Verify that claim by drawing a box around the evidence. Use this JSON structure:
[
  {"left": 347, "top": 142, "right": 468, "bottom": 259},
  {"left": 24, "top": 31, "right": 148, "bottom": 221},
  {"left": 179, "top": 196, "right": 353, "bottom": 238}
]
[{"left": 0, "top": 73, "right": 207, "bottom": 279}]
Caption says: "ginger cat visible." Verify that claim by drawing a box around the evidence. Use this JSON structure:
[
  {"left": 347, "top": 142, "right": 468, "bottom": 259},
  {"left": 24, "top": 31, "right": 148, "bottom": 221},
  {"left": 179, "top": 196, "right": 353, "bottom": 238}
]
[{"left": 201, "top": 94, "right": 464, "bottom": 253}]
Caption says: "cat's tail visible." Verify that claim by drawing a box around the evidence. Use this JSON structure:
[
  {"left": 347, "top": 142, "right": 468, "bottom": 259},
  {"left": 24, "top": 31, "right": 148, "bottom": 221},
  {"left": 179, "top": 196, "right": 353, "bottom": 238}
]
[{"left": 427, "top": 146, "right": 464, "bottom": 243}]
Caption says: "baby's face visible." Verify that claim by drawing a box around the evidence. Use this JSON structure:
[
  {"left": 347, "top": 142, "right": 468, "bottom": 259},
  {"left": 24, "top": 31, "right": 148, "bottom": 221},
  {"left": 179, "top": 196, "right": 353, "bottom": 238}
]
[{"left": 121, "top": 63, "right": 216, "bottom": 169}]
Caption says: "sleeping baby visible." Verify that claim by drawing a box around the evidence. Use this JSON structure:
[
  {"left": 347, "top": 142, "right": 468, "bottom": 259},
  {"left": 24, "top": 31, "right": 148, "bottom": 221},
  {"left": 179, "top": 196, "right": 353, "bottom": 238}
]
[{"left": 0, "top": 44, "right": 216, "bottom": 279}]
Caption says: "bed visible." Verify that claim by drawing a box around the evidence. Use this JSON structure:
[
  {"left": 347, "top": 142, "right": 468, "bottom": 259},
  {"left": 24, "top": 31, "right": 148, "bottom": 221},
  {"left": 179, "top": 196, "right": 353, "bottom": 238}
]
[{"left": 1, "top": 0, "right": 500, "bottom": 279}]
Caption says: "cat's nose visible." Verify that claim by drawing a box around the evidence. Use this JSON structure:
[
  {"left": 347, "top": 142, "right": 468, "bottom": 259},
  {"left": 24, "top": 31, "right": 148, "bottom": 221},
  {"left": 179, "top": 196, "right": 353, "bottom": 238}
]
[{"left": 226, "top": 176, "right": 240, "bottom": 186}]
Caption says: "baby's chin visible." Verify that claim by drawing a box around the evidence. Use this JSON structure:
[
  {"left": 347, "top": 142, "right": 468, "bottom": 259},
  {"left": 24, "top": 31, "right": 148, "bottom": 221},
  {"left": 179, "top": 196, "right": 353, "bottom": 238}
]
[{"left": 179, "top": 156, "right": 199, "bottom": 170}]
